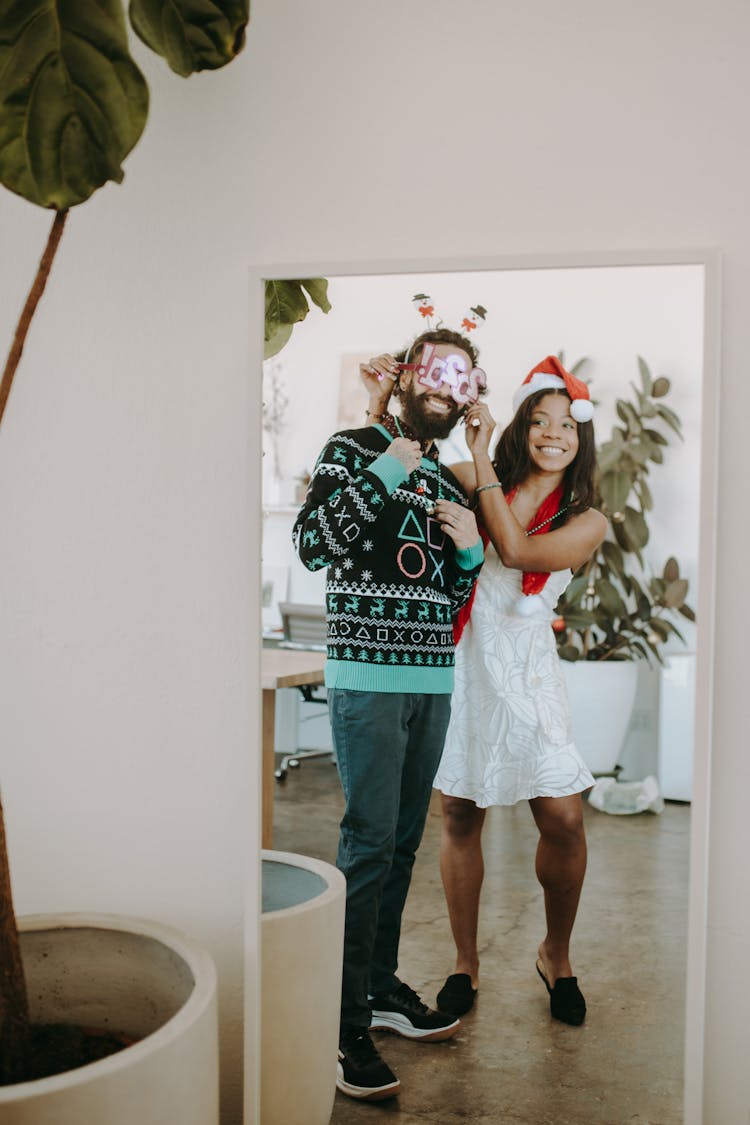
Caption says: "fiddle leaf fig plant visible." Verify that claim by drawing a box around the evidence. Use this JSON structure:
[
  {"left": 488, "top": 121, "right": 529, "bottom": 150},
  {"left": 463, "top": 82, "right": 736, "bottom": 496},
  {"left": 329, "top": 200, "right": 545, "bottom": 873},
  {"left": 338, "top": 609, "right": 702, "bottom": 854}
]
[
  {"left": 555, "top": 357, "right": 695, "bottom": 663},
  {"left": 0, "top": 0, "right": 249, "bottom": 1085}
]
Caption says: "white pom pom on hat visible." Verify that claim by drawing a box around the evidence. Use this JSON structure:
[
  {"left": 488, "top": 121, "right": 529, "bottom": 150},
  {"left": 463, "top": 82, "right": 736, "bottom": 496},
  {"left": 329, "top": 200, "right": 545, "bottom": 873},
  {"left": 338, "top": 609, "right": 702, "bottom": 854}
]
[{"left": 512, "top": 356, "right": 594, "bottom": 422}]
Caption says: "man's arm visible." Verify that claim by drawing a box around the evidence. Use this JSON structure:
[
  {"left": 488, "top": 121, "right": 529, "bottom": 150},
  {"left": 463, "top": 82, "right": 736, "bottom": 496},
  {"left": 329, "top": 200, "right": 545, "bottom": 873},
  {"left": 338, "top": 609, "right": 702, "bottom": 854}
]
[{"left": 292, "top": 432, "right": 418, "bottom": 571}]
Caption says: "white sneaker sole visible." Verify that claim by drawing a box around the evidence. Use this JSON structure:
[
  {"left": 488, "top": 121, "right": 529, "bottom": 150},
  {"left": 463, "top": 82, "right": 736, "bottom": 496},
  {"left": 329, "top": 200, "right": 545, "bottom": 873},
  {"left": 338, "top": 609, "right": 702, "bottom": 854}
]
[
  {"left": 369, "top": 1010, "right": 460, "bottom": 1041},
  {"left": 336, "top": 1061, "right": 401, "bottom": 1101}
]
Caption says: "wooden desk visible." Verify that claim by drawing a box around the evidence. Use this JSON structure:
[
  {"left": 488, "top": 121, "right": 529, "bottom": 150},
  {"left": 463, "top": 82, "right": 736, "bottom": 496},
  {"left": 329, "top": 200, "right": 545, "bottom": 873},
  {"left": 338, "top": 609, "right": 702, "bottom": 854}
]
[{"left": 261, "top": 647, "right": 327, "bottom": 847}]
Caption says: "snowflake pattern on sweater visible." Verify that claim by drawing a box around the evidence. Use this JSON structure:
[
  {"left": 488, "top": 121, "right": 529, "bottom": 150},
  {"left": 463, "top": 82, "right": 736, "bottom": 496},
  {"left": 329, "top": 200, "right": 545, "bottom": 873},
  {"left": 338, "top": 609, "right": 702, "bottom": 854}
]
[{"left": 293, "top": 425, "right": 484, "bottom": 693}]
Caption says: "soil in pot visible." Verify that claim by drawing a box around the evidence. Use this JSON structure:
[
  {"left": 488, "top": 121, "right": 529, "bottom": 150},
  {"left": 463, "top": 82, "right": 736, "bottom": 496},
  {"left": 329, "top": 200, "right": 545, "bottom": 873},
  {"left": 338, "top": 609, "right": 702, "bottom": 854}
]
[{"left": 1, "top": 1024, "right": 139, "bottom": 1087}]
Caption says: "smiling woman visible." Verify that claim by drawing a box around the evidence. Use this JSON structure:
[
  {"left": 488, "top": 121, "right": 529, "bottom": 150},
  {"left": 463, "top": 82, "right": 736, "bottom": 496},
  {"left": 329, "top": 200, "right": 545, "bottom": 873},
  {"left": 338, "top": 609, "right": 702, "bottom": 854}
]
[{"left": 253, "top": 254, "right": 717, "bottom": 1123}]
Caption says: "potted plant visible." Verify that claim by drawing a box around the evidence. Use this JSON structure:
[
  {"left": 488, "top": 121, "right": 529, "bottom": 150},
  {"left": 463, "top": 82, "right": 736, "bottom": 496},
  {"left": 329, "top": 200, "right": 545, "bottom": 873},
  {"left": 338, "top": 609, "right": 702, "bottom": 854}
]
[
  {"left": 552, "top": 357, "right": 695, "bottom": 775},
  {"left": 0, "top": 913, "right": 218, "bottom": 1125},
  {"left": 0, "top": 0, "right": 250, "bottom": 1104}
]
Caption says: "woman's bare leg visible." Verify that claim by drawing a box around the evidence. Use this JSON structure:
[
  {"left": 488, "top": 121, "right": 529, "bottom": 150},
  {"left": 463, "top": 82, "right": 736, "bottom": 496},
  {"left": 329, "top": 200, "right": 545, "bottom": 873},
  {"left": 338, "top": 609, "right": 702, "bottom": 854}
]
[
  {"left": 439, "top": 793, "right": 486, "bottom": 986},
  {"left": 529, "top": 793, "right": 587, "bottom": 983}
]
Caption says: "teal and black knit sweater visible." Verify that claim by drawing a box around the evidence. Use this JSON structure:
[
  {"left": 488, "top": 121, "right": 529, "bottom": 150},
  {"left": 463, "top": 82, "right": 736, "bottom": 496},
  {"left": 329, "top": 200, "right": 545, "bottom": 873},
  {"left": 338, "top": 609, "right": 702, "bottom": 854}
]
[{"left": 292, "top": 423, "right": 484, "bottom": 694}]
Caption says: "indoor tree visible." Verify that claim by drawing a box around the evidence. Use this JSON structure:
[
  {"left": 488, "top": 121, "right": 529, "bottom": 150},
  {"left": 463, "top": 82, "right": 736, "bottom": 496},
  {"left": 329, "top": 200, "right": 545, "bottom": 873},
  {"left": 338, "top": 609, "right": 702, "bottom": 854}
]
[
  {"left": 0, "top": 0, "right": 249, "bottom": 1083},
  {"left": 555, "top": 357, "right": 694, "bottom": 662}
]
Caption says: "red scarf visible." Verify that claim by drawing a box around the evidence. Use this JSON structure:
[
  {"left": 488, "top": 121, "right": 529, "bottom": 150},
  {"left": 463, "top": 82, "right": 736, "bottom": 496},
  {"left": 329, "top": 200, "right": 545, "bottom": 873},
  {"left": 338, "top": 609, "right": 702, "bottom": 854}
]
[{"left": 453, "top": 484, "right": 565, "bottom": 644}]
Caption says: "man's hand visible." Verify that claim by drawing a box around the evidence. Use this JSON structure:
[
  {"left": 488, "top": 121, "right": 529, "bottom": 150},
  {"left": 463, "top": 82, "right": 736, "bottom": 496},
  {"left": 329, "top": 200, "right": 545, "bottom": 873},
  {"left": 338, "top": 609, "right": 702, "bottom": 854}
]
[
  {"left": 361, "top": 353, "right": 399, "bottom": 414},
  {"left": 433, "top": 499, "right": 480, "bottom": 550},
  {"left": 386, "top": 437, "right": 422, "bottom": 474}
]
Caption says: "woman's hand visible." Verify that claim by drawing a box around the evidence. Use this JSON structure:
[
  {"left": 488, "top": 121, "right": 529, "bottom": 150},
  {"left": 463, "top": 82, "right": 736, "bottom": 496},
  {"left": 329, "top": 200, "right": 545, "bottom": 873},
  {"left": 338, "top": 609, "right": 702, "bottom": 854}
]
[
  {"left": 386, "top": 436, "right": 422, "bottom": 474},
  {"left": 360, "top": 353, "right": 399, "bottom": 414},
  {"left": 463, "top": 401, "right": 497, "bottom": 457},
  {"left": 433, "top": 499, "right": 480, "bottom": 551}
]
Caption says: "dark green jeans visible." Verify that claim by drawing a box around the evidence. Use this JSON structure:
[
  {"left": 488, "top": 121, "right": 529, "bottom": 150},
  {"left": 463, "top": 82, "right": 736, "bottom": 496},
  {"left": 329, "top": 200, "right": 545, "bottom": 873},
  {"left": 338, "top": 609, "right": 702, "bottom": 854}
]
[{"left": 328, "top": 689, "right": 452, "bottom": 1029}]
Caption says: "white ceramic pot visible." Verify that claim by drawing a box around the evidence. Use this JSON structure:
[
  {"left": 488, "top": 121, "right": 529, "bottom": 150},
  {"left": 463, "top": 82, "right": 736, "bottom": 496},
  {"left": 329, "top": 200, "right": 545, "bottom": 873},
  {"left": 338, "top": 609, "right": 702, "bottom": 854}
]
[
  {"left": 261, "top": 849, "right": 346, "bottom": 1125},
  {"left": 562, "top": 660, "right": 639, "bottom": 775},
  {"left": 0, "top": 914, "right": 218, "bottom": 1125}
]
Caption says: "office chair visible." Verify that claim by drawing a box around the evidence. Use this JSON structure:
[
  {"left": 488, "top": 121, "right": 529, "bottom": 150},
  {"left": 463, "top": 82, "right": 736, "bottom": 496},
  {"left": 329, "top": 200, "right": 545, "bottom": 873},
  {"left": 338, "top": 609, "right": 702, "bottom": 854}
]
[{"left": 275, "top": 602, "right": 336, "bottom": 781}]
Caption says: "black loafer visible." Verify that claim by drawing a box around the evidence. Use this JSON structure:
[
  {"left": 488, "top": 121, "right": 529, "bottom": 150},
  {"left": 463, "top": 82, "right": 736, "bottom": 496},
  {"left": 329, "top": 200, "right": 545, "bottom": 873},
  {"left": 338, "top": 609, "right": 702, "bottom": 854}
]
[
  {"left": 536, "top": 960, "right": 586, "bottom": 1026},
  {"left": 436, "top": 973, "right": 477, "bottom": 1017}
]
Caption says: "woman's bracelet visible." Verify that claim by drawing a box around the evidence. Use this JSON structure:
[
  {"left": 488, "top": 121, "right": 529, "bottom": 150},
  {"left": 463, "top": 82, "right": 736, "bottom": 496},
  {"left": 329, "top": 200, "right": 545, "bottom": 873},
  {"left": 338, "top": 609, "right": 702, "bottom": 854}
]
[
  {"left": 475, "top": 482, "right": 503, "bottom": 495},
  {"left": 365, "top": 410, "right": 388, "bottom": 419}
]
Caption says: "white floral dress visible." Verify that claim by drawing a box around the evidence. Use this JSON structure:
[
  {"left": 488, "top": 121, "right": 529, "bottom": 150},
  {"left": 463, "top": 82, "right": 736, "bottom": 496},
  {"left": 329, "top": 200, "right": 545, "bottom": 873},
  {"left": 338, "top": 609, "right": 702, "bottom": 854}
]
[{"left": 433, "top": 542, "right": 594, "bottom": 807}]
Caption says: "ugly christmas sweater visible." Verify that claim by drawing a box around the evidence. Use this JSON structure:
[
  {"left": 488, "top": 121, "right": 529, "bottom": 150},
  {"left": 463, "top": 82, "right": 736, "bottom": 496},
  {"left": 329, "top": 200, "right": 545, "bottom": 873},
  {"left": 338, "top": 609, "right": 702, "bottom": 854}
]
[{"left": 292, "top": 423, "right": 484, "bottom": 694}]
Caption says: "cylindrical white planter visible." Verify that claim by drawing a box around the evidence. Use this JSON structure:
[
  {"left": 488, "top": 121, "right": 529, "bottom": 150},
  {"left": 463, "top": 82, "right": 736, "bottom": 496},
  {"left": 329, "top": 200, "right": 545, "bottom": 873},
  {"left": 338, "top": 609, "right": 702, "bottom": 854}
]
[
  {"left": 563, "top": 660, "right": 639, "bottom": 775},
  {"left": 0, "top": 914, "right": 218, "bottom": 1125},
  {"left": 261, "top": 850, "right": 346, "bottom": 1125}
]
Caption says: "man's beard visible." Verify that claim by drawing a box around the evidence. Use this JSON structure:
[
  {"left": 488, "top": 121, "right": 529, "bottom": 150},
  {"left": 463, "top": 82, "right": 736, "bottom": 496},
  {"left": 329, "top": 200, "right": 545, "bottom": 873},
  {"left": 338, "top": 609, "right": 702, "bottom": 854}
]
[{"left": 400, "top": 383, "right": 462, "bottom": 440}]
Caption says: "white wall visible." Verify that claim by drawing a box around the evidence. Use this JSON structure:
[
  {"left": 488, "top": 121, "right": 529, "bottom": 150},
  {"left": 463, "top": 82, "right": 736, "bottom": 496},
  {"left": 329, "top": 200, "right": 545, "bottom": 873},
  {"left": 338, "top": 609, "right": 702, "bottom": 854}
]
[
  {"left": 0, "top": 47, "right": 255, "bottom": 1124},
  {"left": 0, "top": 2, "right": 747, "bottom": 1123},
  {"left": 263, "top": 265, "right": 703, "bottom": 622}
]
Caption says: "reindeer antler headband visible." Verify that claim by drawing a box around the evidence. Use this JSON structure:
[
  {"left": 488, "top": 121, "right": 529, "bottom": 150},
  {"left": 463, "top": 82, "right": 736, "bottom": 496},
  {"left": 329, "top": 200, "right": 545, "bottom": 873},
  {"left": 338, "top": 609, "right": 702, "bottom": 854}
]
[{"left": 399, "top": 293, "right": 489, "bottom": 404}]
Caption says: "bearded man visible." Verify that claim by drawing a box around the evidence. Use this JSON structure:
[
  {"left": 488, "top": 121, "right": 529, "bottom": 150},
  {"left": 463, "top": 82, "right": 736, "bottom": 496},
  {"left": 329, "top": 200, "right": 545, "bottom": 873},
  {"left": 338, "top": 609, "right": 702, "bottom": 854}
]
[{"left": 293, "top": 328, "right": 484, "bottom": 1102}]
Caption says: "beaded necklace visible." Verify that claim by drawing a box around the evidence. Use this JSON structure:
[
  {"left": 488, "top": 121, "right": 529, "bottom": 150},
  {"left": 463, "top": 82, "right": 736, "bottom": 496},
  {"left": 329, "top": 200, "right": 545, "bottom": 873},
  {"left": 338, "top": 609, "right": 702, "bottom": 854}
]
[
  {"left": 393, "top": 415, "right": 443, "bottom": 515},
  {"left": 526, "top": 506, "right": 568, "bottom": 536}
]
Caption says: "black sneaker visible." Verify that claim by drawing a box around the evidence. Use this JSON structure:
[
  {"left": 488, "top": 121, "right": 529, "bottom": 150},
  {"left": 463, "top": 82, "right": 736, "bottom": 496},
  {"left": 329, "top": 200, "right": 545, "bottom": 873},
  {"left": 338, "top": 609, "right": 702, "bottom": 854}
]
[
  {"left": 336, "top": 1025, "right": 401, "bottom": 1101},
  {"left": 369, "top": 982, "right": 460, "bottom": 1041}
]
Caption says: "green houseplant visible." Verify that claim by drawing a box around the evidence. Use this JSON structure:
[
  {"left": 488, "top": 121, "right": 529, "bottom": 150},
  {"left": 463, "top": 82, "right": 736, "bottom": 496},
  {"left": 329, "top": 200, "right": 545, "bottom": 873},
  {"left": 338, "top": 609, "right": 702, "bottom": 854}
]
[
  {"left": 554, "top": 356, "right": 694, "bottom": 663},
  {"left": 0, "top": 0, "right": 249, "bottom": 1094},
  {"left": 552, "top": 356, "right": 695, "bottom": 777}
]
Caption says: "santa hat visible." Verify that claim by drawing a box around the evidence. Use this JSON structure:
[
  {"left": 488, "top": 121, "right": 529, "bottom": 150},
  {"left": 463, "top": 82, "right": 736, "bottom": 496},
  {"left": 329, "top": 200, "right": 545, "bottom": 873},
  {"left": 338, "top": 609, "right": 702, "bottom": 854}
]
[{"left": 512, "top": 356, "right": 594, "bottom": 423}]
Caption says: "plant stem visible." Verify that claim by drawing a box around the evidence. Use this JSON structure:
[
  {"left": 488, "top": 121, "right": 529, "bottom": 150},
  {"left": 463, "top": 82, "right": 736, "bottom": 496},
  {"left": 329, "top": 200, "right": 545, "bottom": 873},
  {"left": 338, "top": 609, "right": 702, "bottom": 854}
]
[
  {"left": 0, "top": 209, "right": 69, "bottom": 430},
  {"left": 0, "top": 796, "right": 30, "bottom": 1083},
  {"left": 0, "top": 209, "right": 68, "bottom": 1082}
]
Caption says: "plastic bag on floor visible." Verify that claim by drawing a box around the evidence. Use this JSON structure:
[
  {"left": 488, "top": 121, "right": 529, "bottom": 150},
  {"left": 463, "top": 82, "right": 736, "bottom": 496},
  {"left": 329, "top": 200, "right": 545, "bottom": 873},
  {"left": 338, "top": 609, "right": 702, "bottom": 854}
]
[{"left": 587, "top": 774, "right": 665, "bottom": 815}]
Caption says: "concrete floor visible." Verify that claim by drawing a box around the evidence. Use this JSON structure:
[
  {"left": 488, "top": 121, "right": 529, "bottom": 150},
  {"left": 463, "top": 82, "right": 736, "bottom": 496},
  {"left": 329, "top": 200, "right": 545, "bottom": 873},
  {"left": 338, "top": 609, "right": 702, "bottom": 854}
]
[{"left": 273, "top": 757, "right": 688, "bottom": 1125}]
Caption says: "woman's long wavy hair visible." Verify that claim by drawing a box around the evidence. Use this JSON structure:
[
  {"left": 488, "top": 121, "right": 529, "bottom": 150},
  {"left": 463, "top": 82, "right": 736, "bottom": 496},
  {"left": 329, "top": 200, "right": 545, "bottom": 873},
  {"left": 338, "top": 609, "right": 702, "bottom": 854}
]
[{"left": 493, "top": 388, "right": 597, "bottom": 522}]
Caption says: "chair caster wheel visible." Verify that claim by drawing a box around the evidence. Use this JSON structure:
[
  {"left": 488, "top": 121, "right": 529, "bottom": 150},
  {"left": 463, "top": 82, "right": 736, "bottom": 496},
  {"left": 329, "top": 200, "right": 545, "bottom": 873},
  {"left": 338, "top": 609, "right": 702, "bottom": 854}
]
[
  {"left": 274, "top": 768, "right": 287, "bottom": 781},
  {"left": 288, "top": 759, "right": 301, "bottom": 769}
]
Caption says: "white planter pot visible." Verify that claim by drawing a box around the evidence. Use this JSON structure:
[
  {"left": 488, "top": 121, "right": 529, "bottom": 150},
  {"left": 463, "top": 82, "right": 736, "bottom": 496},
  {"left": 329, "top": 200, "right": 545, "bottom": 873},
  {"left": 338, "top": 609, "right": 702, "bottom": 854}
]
[
  {"left": 562, "top": 660, "right": 639, "bottom": 776},
  {"left": 0, "top": 914, "right": 218, "bottom": 1125},
  {"left": 261, "top": 849, "right": 346, "bottom": 1125}
]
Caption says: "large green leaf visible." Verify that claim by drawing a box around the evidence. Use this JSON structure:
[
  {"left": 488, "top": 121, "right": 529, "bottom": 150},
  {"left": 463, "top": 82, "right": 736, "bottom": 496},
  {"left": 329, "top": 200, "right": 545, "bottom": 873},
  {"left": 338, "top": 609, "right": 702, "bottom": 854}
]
[
  {"left": 599, "top": 470, "right": 631, "bottom": 515},
  {"left": 662, "top": 578, "right": 689, "bottom": 608},
  {"left": 595, "top": 578, "right": 628, "bottom": 618},
  {"left": 129, "top": 0, "right": 249, "bottom": 76},
  {"left": 0, "top": 0, "right": 149, "bottom": 208},
  {"left": 596, "top": 435, "right": 625, "bottom": 474},
  {"left": 655, "top": 402, "right": 683, "bottom": 438},
  {"left": 615, "top": 398, "right": 640, "bottom": 433},
  {"left": 663, "top": 557, "right": 680, "bottom": 582},
  {"left": 561, "top": 573, "right": 589, "bottom": 605},
  {"left": 265, "top": 280, "right": 308, "bottom": 337},
  {"left": 559, "top": 609, "right": 596, "bottom": 629},
  {"left": 621, "top": 505, "right": 649, "bottom": 549},
  {"left": 264, "top": 278, "right": 330, "bottom": 359},
  {"left": 600, "top": 538, "right": 627, "bottom": 579},
  {"left": 263, "top": 320, "right": 293, "bottom": 361},
  {"left": 648, "top": 617, "right": 672, "bottom": 640},
  {"left": 300, "top": 278, "right": 331, "bottom": 314},
  {"left": 635, "top": 477, "right": 653, "bottom": 511}
]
